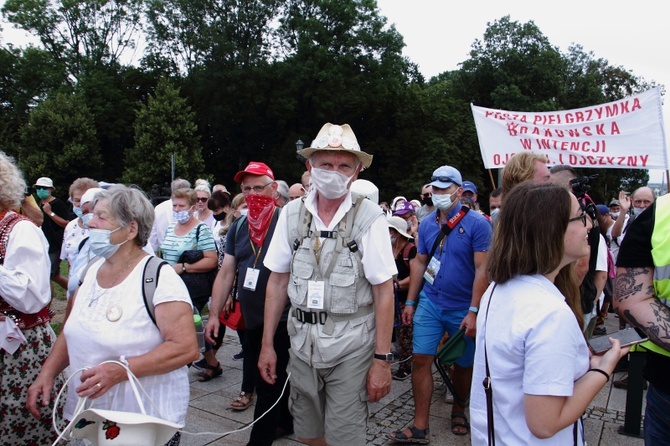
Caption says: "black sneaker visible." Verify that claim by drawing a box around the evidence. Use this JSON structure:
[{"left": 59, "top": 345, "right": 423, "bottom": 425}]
[
  {"left": 393, "top": 370, "right": 412, "bottom": 381},
  {"left": 592, "top": 325, "right": 607, "bottom": 336},
  {"left": 232, "top": 350, "right": 244, "bottom": 361}
]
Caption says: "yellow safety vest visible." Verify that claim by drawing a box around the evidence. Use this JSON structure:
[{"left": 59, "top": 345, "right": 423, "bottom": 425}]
[{"left": 639, "top": 193, "right": 670, "bottom": 357}]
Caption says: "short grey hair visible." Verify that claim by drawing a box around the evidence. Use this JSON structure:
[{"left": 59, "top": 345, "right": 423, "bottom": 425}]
[
  {"left": 0, "top": 151, "right": 26, "bottom": 211},
  {"left": 92, "top": 185, "right": 154, "bottom": 247},
  {"left": 275, "top": 180, "right": 289, "bottom": 202},
  {"left": 171, "top": 178, "right": 191, "bottom": 193}
]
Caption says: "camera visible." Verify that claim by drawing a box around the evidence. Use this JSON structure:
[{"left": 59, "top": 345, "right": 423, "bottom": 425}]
[{"left": 569, "top": 174, "right": 599, "bottom": 199}]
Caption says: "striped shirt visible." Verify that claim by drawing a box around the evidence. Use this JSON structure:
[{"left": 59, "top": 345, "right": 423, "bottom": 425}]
[{"left": 159, "top": 222, "right": 216, "bottom": 265}]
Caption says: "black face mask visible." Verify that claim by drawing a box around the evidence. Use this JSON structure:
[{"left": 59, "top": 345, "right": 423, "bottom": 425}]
[
  {"left": 422, "top": 196, "right": 433, "bottom": 207},
  {"left": 213, "top": 211, "right": 227, "bottom": 221}
]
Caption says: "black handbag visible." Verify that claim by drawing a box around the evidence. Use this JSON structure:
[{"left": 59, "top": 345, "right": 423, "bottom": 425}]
[{"left": 178, "top": 225, "right": 217, "bottom": 299}]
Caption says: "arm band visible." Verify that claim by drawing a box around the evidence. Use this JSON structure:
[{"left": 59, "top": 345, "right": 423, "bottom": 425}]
[
  {"left": 404, "top": 300, "right": 416, "bottom": 307},
  {"left": 588, "top": 368, "right": 610, "bottom": 382}
]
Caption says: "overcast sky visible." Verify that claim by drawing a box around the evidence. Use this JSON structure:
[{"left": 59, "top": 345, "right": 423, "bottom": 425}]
[{"left": 376, "top": 0, "right": 669, "bottom": 184}]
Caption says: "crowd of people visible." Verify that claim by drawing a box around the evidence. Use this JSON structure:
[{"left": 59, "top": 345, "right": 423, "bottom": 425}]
[{"left": 0, "top": 120, "right": 667, "bottom": 446}]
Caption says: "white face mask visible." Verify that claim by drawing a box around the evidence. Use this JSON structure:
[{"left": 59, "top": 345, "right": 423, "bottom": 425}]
[
  {"left": 310, "top": 167, "right": 355, "bottom": 199},
  {"left": 239, "top": 208, "right": 248, "bottom": 216},
  {"left": 432, "top": 191, "right": 457, "bottom": 211},
  {"left": 633, "top": 207, "right": 645, "bottom": 217},
  {"left": 173, "top": 209, "right": 192, "bottom": 224},
  {"left": 610, "top": 212, "right": 620, "bottom": 219},
  {"left": 88, "top": 227, "right": 127, "bottom": 259}
]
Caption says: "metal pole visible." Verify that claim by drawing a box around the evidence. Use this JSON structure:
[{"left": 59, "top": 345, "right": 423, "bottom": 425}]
[{"left": 171, "top": 154, "right": 175, "bottom": 183}]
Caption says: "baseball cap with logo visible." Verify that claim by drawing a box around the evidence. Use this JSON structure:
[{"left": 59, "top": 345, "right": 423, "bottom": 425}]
[
  {"left": 462, "top": 181, "right": 477, "bottom": 194},
  {"left": 393, "top": 200, "right": 416, "bottom": 216},
  {"left": 429, "top": 166, "right": 462, "bottom": 189},
  {"left": 234, "top": 162, "right": 275, "bottom": 183},
  {"left": 34, "top": 177, "right": 54, "bottom": 188}
]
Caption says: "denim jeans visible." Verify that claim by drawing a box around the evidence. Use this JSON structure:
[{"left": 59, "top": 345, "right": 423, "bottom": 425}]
[{"left": 644, "top": 383, "right": 670, "bottom": 445}]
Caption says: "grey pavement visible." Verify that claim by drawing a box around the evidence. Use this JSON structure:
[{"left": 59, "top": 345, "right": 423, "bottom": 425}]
[{"left": 181, "top": 312, "right": 645, "bottom": 445}]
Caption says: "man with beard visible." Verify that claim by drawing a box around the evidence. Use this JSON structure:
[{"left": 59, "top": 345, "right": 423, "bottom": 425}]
[
  {"left": 259, "top": 123, "right": 396, "bottom": 446},
  {"left": 205, "top": 162, "right": 293, "bottom": 445}
]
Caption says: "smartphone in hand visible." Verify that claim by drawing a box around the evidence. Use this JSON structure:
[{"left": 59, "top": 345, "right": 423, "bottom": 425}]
[{"left": 588, "top": 327, "right": 648, "bottom": 354}]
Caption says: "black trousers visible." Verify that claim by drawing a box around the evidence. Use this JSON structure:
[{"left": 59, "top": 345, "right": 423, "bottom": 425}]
[{"left": 245, "top": 321, "right": 293, "bottom": 446}]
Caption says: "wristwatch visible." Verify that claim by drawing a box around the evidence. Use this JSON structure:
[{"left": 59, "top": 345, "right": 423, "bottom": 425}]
[
  {"left": 49, "top": 212, "right": 55, "bottom": 217},
  {"left": 468, "top": 306, "right": 479, "bottom": 314},
  {"left": 373, "top": 353, "right": 394, "bottom": 363},
  {"left": 182, "top": 263, "right": 186, "bottom": 272}
]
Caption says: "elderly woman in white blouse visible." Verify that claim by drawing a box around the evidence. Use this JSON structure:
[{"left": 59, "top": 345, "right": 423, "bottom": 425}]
[{"left": 28, "top": 185, "right": 198, "bottom": 446}]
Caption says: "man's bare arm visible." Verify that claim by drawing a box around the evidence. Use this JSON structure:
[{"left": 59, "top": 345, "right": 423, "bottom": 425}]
[{"left": 614, "top": 266, "right": 670, "bottom": 350}]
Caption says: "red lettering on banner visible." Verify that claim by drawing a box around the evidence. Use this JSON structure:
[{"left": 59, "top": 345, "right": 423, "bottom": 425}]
[
  {"left": 561, "top": 153, "right": 649, "bottom": 167},
  {"left": 520, "top": 139, "right": 533, "bottom": 150},
  {"left": 612, "top": 121, "right": 620, "bottom": 135}
]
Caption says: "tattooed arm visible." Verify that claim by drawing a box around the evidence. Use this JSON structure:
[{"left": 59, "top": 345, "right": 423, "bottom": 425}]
[{"left": 614, "top": 266, "right": 670, "bottom": 351}]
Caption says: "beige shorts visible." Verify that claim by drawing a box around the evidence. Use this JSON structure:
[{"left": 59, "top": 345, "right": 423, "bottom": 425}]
[{"left": 288, "top": 348, "right": 373, "bottom": 446}]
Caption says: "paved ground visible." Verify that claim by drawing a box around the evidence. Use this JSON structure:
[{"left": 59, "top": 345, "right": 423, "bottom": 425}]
[{"left": 180, "top": 313, "right": 645, "bottom": 445}]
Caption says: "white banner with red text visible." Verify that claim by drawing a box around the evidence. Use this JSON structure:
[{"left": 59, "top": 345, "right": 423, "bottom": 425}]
[{"left": 471, "top": 87, "right": 668, "bottom": 170}]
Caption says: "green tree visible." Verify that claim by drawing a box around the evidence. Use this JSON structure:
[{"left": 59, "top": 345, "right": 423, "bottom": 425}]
[
  {"left": 2, "top": 0, "right": 144, "bottom": 82},
  {"left": 124, "top": 78, "right": 204, "bottom": 191},
  {"left": 19, "top": 91, "right": 102, "bottom": 189},
  {"left": 0, "top": 45, "right": 68, "bottom": 156}
]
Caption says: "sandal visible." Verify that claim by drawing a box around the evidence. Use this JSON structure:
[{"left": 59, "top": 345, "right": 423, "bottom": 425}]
[
  {"left": 230, "top": 391, "right": 254, "bottom": 411},
  {"left": 197, "top": 362, "right": 223, "bottom": 382},
  {"left": 451, "top": 411, "right": 470, "bottom": 436},
  {"left": 389, "top": 425, "right": 430, "bottom": 444}
]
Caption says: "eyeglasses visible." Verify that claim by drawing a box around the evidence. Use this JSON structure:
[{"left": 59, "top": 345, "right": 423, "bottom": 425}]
[
  {"left": 196, "top": 197, "right": 208, "bottom": 203},
  {"left": 242, "top": 181, "right": 273, "bottom": 194},
  {"left": 431, "top": 176, "right": 460, "bottom": 185},
  {"left": 569, "top": 211, "right": 588, "bottom": 227}
]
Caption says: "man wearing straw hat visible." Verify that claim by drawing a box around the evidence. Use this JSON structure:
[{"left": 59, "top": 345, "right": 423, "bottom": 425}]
[{"left": 260, "top": 123, "right": 397, "bottom": 446}]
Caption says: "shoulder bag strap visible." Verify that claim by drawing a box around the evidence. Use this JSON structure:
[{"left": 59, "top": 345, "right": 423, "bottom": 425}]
[
  {"left": 428, "top": 207, "right": 469, "bottom": 260},
  {"left": 483, "top": 282, "right": 497, "bottom": 446}
]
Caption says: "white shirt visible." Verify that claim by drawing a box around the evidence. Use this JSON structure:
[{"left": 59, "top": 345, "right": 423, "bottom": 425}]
[
  {"left": 63, "top": 256, "right": 191, "bottom": 424},
  {"left": 149, "top": 199, "right": 174, "bottom": 253},
  {"left": 60, "top": 218, "right": 88, "bottom": 264},
  {"left": 470, "top": 275, "right": 589, "bottom": 445},
  {"left": 0, "top": 212, "right": 51, "bottom": 313},
  {"left": 264, "top": 191, "right": 397, "bottom": 285}
]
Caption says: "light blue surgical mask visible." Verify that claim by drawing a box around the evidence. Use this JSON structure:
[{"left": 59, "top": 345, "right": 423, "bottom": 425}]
[
  {"left": 73, "top": 206, "right": 83, "bottom": 219},
  {"left": 432, "top": 191, "right": 457, "bottom": 211},
  {"left": 88, "top": 227, "right": 126, "bottom": 259},
  {"left": 81, "top": 213, "right": 94, "bottom": 228}
]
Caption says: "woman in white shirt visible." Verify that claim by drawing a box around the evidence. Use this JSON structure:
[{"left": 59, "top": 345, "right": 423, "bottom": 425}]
[
  {"left": 28, "top": 185, "right": 199, "bottom": 446},
  {"left": 470, "top": 181, "right": 628, "bottom": 445}
]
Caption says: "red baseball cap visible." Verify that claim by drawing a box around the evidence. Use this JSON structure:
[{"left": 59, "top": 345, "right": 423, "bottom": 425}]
[{"left": 233, "top": 161, "right": 275, "bottom": 183}]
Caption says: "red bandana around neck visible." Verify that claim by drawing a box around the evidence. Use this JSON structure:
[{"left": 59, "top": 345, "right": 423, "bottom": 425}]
[{"left": 245, "top": 194, "right": 276, "bottom": 246}]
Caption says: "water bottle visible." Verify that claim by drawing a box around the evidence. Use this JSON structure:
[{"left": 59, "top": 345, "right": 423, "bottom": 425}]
[{"left": 193, "top": 313, "right": 206, "bottom": 353}]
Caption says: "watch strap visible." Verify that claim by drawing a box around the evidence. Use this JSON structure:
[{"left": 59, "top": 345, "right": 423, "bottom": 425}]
[
  {"left": 373, "top": 352, "right": 394, "bottom": 362},
  {"left": 469, "top": 306, "right": 479, "bottom": 314}
]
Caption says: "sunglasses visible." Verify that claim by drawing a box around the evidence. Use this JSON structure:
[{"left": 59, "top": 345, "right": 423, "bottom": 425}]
[
  {"left": 196, "top": 197, "right": 208, "bottom": 203},
  {"left": 35, "top": 186, "right": 49, "bottom": 190}
]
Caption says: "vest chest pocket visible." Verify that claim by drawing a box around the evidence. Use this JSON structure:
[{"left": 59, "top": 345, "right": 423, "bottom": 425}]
[
  {"left": 289, "top": 257, "right": 313, "bottom": 307},
  {"left": 329, "top": 272, "right": 357, "bottom": 314}
]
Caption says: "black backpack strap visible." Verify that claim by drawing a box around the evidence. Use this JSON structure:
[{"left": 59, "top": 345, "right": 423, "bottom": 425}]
[{"left": 142, "top": 256, "right": 168, "bottom": 326}]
